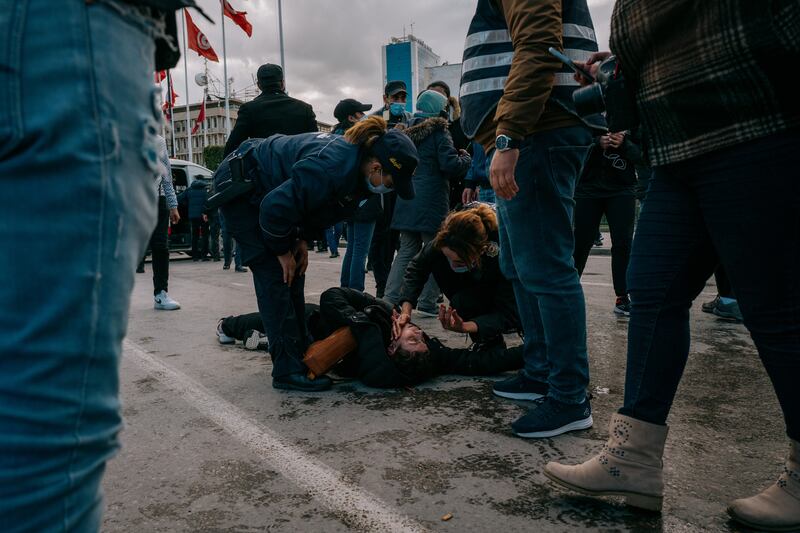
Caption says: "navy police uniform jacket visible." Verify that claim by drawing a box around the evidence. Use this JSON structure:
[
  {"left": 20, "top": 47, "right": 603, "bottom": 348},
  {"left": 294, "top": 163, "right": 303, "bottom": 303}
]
[{"left": 214, "top": 132, "right": 370, "bottom": 264}]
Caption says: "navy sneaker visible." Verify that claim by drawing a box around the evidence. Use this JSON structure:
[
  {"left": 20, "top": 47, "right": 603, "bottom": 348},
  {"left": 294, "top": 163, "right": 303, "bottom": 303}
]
[
  {"left": 511, "top": 396, "right": 593, "bottom": 438},
  {"left": 493, "top": 371, "right": 549, "bottom": 401}
]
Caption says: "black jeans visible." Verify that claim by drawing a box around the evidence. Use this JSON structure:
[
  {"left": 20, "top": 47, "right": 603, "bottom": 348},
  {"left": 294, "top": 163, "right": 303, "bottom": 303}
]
[
  {"left": 619, "top": 130, "right": 800, "bottom": 441},
  {"left": 713, "top": 265, "right": 734, "bottom": 298},
  {"left": 190, "top": 217, "right": 209, "bottom": 259},
  {"left": 250, "top": 257, "right": 308, "bottom": 378},
  {"left": 138, "top": 196, "right": 170, "bottom": 294},
  {"left": 573, "top": 195, "right": 636, "bottom": 296}
]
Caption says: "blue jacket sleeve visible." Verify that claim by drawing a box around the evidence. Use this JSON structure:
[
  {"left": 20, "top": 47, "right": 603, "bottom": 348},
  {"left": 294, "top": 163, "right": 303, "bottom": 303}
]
[
  {"left": 436, "top": 130, "right": 471, "bottom": 180},
  {"left": 258, "top": 158, "right": 338, "bottom": 255}
]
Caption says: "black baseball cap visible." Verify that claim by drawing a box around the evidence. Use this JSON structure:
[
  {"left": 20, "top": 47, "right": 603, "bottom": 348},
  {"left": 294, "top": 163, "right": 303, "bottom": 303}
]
[
  {"left": 334, "top": 99, "right": 373, "bottom": 122},
  {"left": 371, "top": 130, "right": 418, "bottom": 200},
  {"left": 257, "top": 63, "right": 283, "bottom": 84},
  {"left": 384, "top": 80, "right": 407, "bottom": 97}
]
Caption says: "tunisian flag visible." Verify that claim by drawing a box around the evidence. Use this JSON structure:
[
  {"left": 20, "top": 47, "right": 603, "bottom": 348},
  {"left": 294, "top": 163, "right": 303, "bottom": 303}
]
[
  {"left": 154, "top": 70, "right": 167, "bottom": 83},
  {"left": 191, "top": 99, "right": 206, "bottom": 134},
  {"left": 162, "top": 73, "right": 178, "bottom": 120},
  {"left": 185, "top": 10, "right": 219, "bottom": 62},
  {"left": 222, "top": 0, "right": 253, "bottom": 37}
]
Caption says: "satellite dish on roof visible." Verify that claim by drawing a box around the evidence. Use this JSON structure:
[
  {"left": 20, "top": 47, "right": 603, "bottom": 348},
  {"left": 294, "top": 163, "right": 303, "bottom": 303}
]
[{"left": 195, "top": 73, "right": 208, "bottom": 86}]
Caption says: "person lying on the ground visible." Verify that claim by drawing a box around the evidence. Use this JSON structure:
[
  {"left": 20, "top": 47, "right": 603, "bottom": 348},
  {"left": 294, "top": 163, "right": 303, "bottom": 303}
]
[
  {"left": 216, "top": 287, "right": 523, "bottom": 388},
  {"left": 216, "top": 315, "right": 268, "bottom": 351},
  {"left": 396, "top": 203, "right": 520, "bottom": 346}
]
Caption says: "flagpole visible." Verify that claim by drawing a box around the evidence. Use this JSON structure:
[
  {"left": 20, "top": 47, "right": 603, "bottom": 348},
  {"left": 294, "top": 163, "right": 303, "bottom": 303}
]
[
  {"left": 277, "top": 0, "right": 286, "bottom": 78},
  {"left": 167, "top": 70, "right": 177, "bottom": 157},
  {"left": 182, "top": 9, "right": 193, "bottom": 163},
  {"left": 203, "top": 60, "right": 208, "bottom": 150},
  {"left": 221, "top": 2, "right": 231, "bottom": 136}
]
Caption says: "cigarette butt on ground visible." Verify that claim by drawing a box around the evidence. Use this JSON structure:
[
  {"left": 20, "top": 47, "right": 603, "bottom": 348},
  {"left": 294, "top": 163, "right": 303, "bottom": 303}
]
[{"left": 441, "top": 513, "right": 453, "bottom": 521}]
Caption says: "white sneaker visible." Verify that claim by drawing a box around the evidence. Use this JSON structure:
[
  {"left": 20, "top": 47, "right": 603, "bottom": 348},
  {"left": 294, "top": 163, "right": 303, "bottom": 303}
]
[
  {"left": 154, "top": 290, "right": 180, "bottom": 310},
  {"left": 244, "top": 329, "right": 268, "bottom": 351},
  {"left": 217, "top": 319, "right": 236, "bottom": 345}
]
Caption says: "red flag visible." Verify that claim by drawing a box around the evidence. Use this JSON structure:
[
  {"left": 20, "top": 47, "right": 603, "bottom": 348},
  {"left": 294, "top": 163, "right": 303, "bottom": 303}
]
[
  {"left": 162, "top": 74, "right": 178, "bottom": 120},
  {"left": 185, "top": 10, "right": 219, "bottom": 62},
  {"left": 192, "top": 99, "right": 206, "bottom": 134},
  {"left": 221, "top": 0, "right": 252, "bottom": 37},
  {"left": 154, "top": 70, "right": 167, "bottom": 83}
]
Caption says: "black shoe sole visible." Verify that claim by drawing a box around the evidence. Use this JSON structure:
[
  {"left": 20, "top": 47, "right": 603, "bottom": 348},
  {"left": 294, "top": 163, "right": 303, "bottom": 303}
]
[{"left": 272, "top": 379, "right": 332, "bottom": 392}]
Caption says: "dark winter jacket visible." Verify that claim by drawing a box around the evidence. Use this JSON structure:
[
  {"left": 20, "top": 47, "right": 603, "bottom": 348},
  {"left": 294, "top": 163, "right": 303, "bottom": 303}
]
[
  {"left": 399, "top": 231, "right": 520, "bottom": 341},
  {"left": 391, "top": 117, "right": 471, "bottom": 234},
  {"left": 214, "top": 132, "right": 372, "bottom": 262},
  {"left": 223, "top": 90, "right": 318, "bottom": 156},
  {"left": 312, "top": 288, "right": 522, "bottom": 388},
  {"left": 177, "top": 179, "right": 209, "bottom": 219}
]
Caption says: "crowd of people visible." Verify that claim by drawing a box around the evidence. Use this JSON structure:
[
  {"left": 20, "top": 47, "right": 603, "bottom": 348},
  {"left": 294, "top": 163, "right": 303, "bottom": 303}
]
[{"left": 1, "top": 0, "right": 797, "bottom": 531}]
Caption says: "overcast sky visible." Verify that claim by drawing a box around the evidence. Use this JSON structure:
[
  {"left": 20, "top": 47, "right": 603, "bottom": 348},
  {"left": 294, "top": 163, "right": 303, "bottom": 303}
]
[{"left": 167, "top": 0, "right": 615, "bottom": 125}]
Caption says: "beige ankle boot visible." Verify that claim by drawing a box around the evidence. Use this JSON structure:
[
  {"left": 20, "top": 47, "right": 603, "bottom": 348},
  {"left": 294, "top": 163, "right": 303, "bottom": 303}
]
[
  {"left": 727, "top": 440, "right": 800, "bottom": 531},
  {"left": 544, "top": 413, "right": 668, "bottom": 511}
]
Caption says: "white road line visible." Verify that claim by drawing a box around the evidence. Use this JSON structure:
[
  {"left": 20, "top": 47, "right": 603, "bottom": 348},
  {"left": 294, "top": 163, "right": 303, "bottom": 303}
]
[{"left": 123, "top": 340, "right": 427, "bottom": 533}]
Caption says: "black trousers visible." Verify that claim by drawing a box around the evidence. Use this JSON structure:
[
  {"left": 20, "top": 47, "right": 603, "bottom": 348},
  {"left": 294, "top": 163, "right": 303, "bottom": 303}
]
[
  {"left": 250, "top": 258, "right": 307, "bottom": 378},
  {"left": 190, "top": 217, "right": 209, "bottom": 259},
  {"left": 220, "top": 312, "right": 262, "bottom": 340},
  {"left": 138, "top": 196, "right": 170, "bottom": 295},
  {"left": 369, "top": 225, "right": 398, "bottom": 298},
  {"left": 208, "top": 214, "right": 221, "bottom": 260},
  {"left": 573, "top": 195, "right": 636, "bottom": 297},
  {"left": 713, "top": 265, "right": 733, "bottom": 298}
]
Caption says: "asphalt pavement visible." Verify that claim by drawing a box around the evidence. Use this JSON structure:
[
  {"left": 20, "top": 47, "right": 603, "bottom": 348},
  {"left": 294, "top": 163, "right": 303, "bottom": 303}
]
[{"left": 103, "top": 243, "right": 786, "bottom": 532}]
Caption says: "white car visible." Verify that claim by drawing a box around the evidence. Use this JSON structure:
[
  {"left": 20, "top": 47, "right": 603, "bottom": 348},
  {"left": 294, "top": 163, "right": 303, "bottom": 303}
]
[{"left": 168, "top": 159, "right": 214, "bottom": 251}]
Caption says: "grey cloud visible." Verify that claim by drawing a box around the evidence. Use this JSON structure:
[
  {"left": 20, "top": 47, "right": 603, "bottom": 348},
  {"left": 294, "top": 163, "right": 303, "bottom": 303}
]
[{"left": 167, "top": 0, "right": 614, "bottom": 126}]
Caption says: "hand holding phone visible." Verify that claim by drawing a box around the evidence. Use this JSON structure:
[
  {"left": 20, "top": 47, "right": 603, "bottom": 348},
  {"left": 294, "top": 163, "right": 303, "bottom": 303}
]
[{"left": 548, "top": 47, "right": 595, "bottom": 82}]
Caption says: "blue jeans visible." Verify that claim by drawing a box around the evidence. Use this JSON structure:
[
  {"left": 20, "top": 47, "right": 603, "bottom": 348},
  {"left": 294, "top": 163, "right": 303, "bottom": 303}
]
[
  {"left": 619, "top": 130, "right": 800, "bottom": 440},
  {"left": 478, "top": 186, "right": 496, "bottom": 203},
  {"left": 340, "top": 221, "right": 375, "bottom": 292},
  {"left": 326, "top": 222, "right": 343, "bottom": 255},
  {"left": 495, "top": 126, "right": 592, "bottom": 405},
  {"left": 0, "top": 1, "right": 159, "bottom": 531},
  {"left": 383, "top": 231, "right": 440, "bottom": 310}
]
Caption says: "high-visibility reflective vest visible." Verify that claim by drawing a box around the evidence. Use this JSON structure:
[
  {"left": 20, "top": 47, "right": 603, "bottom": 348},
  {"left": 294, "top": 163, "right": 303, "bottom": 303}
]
[{"left": 459, "top": 0, "right": 599, "bottom": 138}]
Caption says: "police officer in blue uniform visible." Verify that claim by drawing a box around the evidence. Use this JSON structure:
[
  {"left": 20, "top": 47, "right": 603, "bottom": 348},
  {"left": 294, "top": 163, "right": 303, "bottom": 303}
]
[{"left": 211, "top": 117, "right": 418, "bottom": 391}]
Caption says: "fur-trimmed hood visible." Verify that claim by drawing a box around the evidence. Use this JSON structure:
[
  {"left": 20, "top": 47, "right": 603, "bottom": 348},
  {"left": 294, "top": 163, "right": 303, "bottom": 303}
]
[{"left": 405, "top": 117, "right": 449, "bottom": 145}]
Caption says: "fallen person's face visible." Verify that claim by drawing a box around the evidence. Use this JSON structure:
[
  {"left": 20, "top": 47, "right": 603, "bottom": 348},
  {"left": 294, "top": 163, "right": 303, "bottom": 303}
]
[{"left": 397, "top": 324, "right": 428, "bottom": 354}]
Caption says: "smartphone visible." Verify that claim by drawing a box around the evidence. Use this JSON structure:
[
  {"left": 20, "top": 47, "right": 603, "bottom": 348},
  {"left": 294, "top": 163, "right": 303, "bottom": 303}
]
[{"left": 548, "top": 47, "right": 595, "bottom": 82}]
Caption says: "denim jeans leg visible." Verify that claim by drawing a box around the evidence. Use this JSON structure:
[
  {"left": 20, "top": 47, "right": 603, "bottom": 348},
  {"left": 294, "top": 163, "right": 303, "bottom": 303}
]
[
  {"left": 619, "top": 169, "right": 717, "bottom": 424},
  {"left": 383, "top": 231, "right": 422, "bottom": 305},
  {"left": 341, "top": 221, "right": 374, "bottom": 291},
  {"left": 478, "top": 187, "right": 496, "bottom": 203},
  {"left": 416, "top": 232, "right": 441, "bottom": 311},
  {"left": 496, "top": 126, "right": 592, "bottom": 404},
  {"left": 0, "top": 1, "right": 158, "bottom": 531}
]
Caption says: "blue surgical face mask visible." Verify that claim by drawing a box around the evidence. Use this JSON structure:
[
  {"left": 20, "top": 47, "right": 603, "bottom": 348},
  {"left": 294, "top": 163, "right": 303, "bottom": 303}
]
[
  {"left": 448, "top": 259, "right": 476, "bottom": 274},
  {"left": 389, "top": 102, "right": 406, "bottom": 116},
  {"left": 366, "top": 170, "right": 393, "bottom": 194}
]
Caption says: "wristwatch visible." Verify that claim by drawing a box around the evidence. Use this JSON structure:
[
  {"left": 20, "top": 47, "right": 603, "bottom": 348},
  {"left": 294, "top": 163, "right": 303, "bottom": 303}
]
[{"left": 495, "top": 134, "right": 521, "bottom": 152}]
